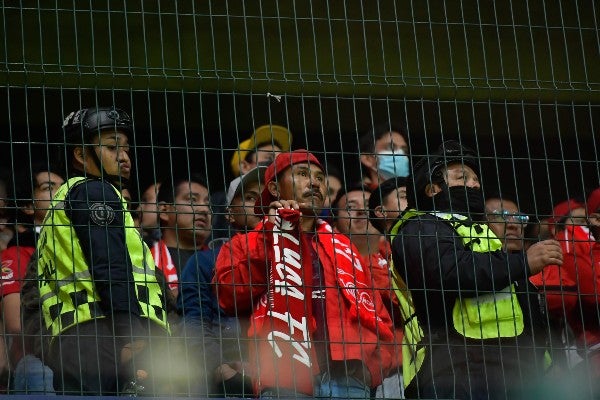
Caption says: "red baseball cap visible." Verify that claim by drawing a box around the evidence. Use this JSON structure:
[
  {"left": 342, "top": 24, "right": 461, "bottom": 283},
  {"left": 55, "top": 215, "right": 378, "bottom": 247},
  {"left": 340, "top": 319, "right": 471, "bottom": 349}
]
[
  {"left": 254, "top": 149, "right": 324, "bottom": 215},
  {"left": 548, "top": 199, "right": 585, "bottom": 225},
  {"left": 587, "top": 188, "right": 600, "bottom": 215}
]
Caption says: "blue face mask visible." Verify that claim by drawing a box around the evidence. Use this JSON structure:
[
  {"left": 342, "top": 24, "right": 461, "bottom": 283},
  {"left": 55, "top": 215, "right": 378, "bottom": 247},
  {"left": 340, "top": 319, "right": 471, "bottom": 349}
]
[{"left": 377, "top": 149, "right": 409, "bottom": 179}]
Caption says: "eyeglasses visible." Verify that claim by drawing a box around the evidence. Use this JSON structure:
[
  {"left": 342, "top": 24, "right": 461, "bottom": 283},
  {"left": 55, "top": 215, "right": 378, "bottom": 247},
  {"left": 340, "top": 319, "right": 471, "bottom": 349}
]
[{"left": 486, "top": 209, "right": 529, "bottom": 224}]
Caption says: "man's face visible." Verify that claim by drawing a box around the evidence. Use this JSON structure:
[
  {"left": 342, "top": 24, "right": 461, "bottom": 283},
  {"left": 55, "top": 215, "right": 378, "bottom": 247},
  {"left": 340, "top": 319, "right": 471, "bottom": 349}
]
[
  {"left": 335, "top": 190, "right": 378, "bottom": 236},
  {"left": 324, "top": 175, "right": 342, "bottom": 209},
  {"left": 162, "top": 181, "right": 212, "bottom": 245},
  {"left": 362, "top": 131, "right": 409, "bottom": 179},
  {"left": 89, "top": 131, "right": 131, "bottom": 180},
  {"left": 589, "top": 211, "right": 600, "bottom": 228},
  {"left": 381, "top": 186, "right": 408, "bottom": 225},
  {"left": 276, "top": 163, "right": 326, "bottom": 212},
  {"left": 241, "top": 144, "right": 282, "bottom": 175},
  {"left": 32, "top": 171, "right": 64, "bottom": 224},
  {"left": 444, "top": 162, "right": 480, "bottom": 189},
  {"left": 485, "top": 198, "right": 527, "bottom": 252},
  {"left": 588, "top": 208, "right": 600, "bottom": 241},
  {"left": 139, "top": 183, "right": 161, "bottom": 230},
  {"left": 374, "top": 131, "right": 408, "bottom": 155},
  {"left": 228, "top": 180, "right": 262, "bottom": 230},
  {"left": 566, "top": 207, "right": 588, "bottom": 226}
]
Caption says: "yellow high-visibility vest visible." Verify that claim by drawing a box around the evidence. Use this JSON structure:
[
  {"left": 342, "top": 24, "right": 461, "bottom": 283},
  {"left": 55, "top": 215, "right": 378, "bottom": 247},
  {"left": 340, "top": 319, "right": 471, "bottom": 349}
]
[
  {"left": 37, "top": 176, "right": 168, "bottom": 338},
  {"left": 389, "top": 210, "right": 524, "bottom": 386}
]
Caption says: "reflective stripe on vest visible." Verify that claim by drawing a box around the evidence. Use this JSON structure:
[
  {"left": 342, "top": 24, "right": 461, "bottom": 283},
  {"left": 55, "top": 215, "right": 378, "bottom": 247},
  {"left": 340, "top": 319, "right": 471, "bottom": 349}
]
[{"left": 37, "top": 176, "right": 169, "bottom": 337}]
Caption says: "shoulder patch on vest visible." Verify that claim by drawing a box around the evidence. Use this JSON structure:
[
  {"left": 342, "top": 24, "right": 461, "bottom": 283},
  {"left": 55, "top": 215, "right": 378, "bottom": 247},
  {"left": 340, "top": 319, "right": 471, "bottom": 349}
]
[{"left": 90, "top": 203, "right": 115, "bottom": 225}]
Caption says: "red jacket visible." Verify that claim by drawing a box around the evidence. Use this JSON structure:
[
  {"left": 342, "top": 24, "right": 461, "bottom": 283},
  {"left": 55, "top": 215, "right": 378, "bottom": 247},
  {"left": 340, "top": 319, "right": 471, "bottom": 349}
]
[
  {"left": 365, "top": 243, "right": 404, "bottom": 366},
  {"left": 214, "top": 222, "right": 395, "bottom": 388},
  {"left": 368, "top": 240, "right": 402, "bottom": 320},
  {"left": 530, "top": 225, "right": 600, "bottom": 349}
]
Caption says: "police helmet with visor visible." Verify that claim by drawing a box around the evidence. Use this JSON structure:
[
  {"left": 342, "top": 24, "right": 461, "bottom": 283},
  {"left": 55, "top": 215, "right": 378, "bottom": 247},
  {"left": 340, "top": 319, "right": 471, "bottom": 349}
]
[
  {"left": 63, "top": 107, "right": 133, "bottom": 144},
  {"left": 62, "top": 107, "right": 133, "bottom": 185}
]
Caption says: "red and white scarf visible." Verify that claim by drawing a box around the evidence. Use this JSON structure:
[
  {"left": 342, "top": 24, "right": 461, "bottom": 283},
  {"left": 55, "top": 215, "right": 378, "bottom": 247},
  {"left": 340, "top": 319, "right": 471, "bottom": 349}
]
[
  {"left": 251, "top": 209, "right": 394, "bottom": 395},
  {"left": 150, "top": 239, "right": 179, "bottom": 290}
]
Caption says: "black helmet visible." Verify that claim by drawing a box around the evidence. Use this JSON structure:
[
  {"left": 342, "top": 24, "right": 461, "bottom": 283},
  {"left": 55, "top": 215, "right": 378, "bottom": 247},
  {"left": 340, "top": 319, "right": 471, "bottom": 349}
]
[
  {"left": 63, "top": 107, "right": 132, "bottom": 143},
  {"left": 408, "top": 140, "right": 480, "bottom": 208}
]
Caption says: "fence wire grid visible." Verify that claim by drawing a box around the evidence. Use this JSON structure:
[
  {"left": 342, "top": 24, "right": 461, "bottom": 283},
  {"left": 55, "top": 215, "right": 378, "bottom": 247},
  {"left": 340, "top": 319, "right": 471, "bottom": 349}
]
[{"left": 0, "top": 1, "right": 599, "bottom": 399}]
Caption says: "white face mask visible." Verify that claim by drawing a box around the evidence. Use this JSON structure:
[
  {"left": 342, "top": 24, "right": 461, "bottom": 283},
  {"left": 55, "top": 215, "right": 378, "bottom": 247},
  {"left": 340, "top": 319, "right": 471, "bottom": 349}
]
[{"left": 377, "top": 149, "right": 409, "bottom": 179}]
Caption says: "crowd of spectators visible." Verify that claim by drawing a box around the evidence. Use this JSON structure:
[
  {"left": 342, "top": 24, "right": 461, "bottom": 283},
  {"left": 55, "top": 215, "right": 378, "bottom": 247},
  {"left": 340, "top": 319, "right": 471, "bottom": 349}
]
[{"left": 0, "top": 106, "right": 599, "bottom": 399}]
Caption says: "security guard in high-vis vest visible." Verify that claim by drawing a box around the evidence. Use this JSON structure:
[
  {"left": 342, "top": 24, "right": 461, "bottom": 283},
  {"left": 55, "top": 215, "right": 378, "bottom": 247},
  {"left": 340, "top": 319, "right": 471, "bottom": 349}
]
[
  {"left": 37, "top": 107, "right": 168, "bottom": 395},
  {"left": 391, "top": 140, "right": 563, "bottom": 400}
]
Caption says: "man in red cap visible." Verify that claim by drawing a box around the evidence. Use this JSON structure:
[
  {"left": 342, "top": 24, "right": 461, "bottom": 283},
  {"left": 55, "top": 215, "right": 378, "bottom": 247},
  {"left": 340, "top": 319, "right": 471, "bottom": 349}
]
[
  {"left": 214, "top": 149, "right": 396, "bottom": 398},
  {"left": 577, "top": 188, "right": 600, "bottom": 393},
  {"left": 547, "top": 199, "right": 587, "bottom": 236},
  {"left": 530, "top": 195, "right": 600, "bottom": 396},
  {"left": 530, "top": 199, "right": 589, "bottom": 318}
]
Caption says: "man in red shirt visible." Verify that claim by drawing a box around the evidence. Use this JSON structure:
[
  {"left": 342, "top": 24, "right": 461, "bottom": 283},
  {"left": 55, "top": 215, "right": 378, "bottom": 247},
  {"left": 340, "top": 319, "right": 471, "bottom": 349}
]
[
  {"left": 1, "top": 161, "right": 64, "bottom": 392},
  {"left": 584, "top": 189, "right": 600, "bottom": 356},
  {"left": 214, "top": 150, "right": 396, "bottom": 398},
  {"left": 332, "top": 183, "right": 404, "bottom": 398},
  {"left": 530, "top": 195, "right": 600, "bottom": 396}
]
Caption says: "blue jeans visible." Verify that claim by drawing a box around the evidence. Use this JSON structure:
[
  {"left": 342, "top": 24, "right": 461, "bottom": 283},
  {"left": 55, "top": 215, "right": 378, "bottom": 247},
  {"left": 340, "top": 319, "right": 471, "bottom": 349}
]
[
  {"left": 261, "top": 373, "right": 370, "bottom": 399},
  {"left": 13, "top": 355, "right": 55, "bottom": 395},
  {"left": 314, "top": 372, "right": 370, "bottom": 399},
  {"left": 375, "top": 372, "right": 404, "bottom": 399}
]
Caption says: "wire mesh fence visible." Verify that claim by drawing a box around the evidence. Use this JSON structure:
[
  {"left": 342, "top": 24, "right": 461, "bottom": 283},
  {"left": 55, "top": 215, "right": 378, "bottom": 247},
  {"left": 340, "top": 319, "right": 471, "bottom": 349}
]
[{"left": 0, "top": 1, "right": 599, "bottom": 398}]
